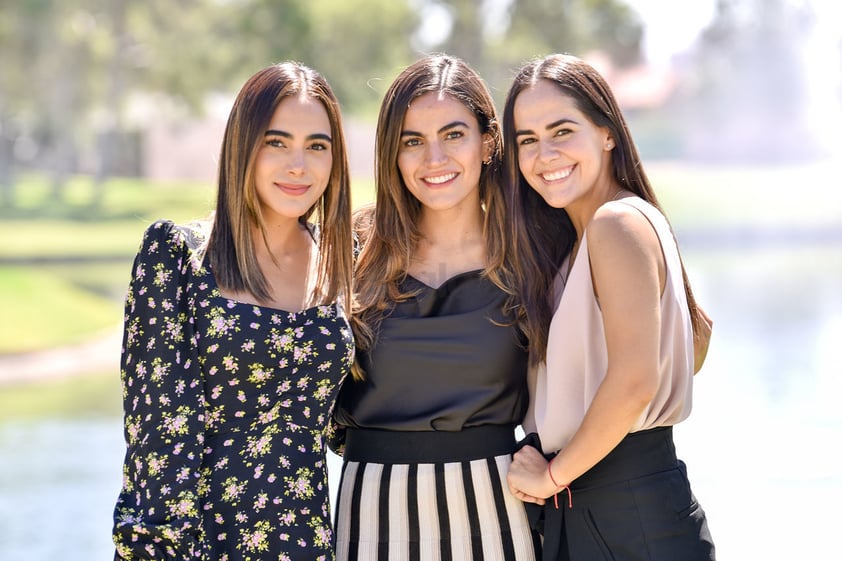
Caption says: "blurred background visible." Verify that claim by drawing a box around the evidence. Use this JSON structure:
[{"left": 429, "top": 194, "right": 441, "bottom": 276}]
[{"left": 1, "top": 0, "right": 840, "bottom": 559}]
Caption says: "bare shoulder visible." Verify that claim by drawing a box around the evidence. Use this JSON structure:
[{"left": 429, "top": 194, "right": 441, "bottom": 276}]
[{"left": 587, "top": 199, "right": 657, "bottom": 252}]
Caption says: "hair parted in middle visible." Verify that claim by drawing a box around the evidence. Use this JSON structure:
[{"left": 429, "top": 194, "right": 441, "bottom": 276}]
[
  {"left": 206, "top": 61, "right": 354, "bottom": 307},
  {"left": 502, "top": 53, "right": 702, "bottom": 364},
  {"left": 351, "top": 53, "right": 515, "bottom": 360}
]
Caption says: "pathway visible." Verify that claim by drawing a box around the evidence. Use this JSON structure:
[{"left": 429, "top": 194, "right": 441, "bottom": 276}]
[{"left": 0, "top": 328, "right": 122, "bottom": 385}]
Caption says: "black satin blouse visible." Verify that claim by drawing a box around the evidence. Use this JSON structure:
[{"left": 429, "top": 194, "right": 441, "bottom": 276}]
[{"left": 335, "top": 270, "right": 529, "bottom": 432}]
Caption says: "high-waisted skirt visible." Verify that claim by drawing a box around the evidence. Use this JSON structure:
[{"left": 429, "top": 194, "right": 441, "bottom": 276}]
[
  {"left": 334, "top": 425, "right": 541, "bottom": 561},
  {"left": 538, "top": 426, "right": 715, "bottom": 561}
]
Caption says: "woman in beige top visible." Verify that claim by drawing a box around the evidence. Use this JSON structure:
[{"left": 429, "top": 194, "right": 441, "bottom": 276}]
[{"left": 502, "top": 54, "right": 715, "bottom": 560}]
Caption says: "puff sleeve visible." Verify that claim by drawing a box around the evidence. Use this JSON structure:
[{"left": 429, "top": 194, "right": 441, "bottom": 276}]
[{"left": 112, "top": 220, "right": 206, "bottom": 560}]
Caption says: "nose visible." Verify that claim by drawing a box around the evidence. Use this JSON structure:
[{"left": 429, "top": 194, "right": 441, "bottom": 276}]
[
  {"left": 538, "top": 139, "right": 558, "bottom": 163},
  {"left": 287, "top": 149, "right": 305, "bottom": 176},
  {"left": 425, "top": 140, "right": 447, "bottom": 167}
]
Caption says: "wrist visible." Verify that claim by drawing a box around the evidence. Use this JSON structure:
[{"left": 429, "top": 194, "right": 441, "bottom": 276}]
[{"left": 547, "top": 456, "right": 573, "bottom": 509}]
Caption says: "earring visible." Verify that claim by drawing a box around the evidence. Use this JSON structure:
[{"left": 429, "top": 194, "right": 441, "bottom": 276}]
[{"left": 605, "top": 141, "right": 613, "bottom": 150}]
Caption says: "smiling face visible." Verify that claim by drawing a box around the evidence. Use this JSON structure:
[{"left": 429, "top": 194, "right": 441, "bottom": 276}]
[
  {"left": 513, "top": 79, "right": 616, "bottom": 212},
  {"left": 396, "top": 92, "right": 491, "bottom": 213},
  {"left": 253, "top": 94, "right": 333, "bottom": 223}
]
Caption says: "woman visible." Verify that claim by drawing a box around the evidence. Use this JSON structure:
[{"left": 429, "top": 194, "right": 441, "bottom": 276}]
[
  {"left": 331, "top": 54, "right": 540, "bottom": 560},
  {"left": 503, "top": 54, "right": 715, "bottom": 560},
  {"left": 112, "top": 62, "right": 355, "bottom": 561}
]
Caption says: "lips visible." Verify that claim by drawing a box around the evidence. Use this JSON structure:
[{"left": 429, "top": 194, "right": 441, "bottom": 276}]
[
  {"left": 275, "top": 182, "right": 310, "bottom": 195},
  {"left": 422, "top": 172, "right": 458, "bottom": 186},
  {"left": 540, "top": 165, "right": 574, "bottom": 182}
]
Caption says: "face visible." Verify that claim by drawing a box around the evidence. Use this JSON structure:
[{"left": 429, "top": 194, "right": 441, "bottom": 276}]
[
  {"left": 253, "top": 95, "right": 333, "bottom": 223},
  {"left": 397, "top": 92, "right": 491, "bottom": 213},
  {"left": 513, "top": 79, "right": 615, "bottom": 210}
]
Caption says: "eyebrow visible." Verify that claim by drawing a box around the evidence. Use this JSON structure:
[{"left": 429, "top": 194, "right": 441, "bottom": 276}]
[
  {"left": 515, "top": 118, "right": 577, "bottom": 137},
  {"left": 265, "top": 129, "right": 332, "bottom": 142},
  {"left": 400, "top": 120, "right": 470, "bottom": 138}
]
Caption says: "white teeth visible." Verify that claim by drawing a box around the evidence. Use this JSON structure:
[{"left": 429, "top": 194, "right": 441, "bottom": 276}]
[
  {"left": 542, "top": 167, "right": 573, "bottom": 181},
  {"left": 425, "top": 172, "right": 457, "bottom": 185}
]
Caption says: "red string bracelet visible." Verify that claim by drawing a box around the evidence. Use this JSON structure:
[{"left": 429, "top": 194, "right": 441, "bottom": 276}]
[{"left": 547, "top": 456, "right": 572, "bottom": 509}]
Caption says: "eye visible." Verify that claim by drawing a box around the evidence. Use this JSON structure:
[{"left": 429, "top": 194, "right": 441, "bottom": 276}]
[
  {"left": 554, "top": 127, "right": 572, "bottom": 138},
  {"left": 309, "top": 142, "right": 329, "bottom": 151},
  {"left": 266, "top": 138, "right": 285, "bottom": 148},
  {"left": 518, "top": 137, "right": 536, "bottom": 146},
  {"left": 445, "top": 130, "right": 464, "bottom": 141},
  {"left": 402, "top": 137, "right": 422, "bottom": 148}
]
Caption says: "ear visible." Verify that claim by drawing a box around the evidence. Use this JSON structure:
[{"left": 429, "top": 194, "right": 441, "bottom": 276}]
[
  {"left": 482, "top": 133, "right": 494, "bottom": 164},
  {"left": 603, "top": 133, "right": 615, "bottom": 152}
]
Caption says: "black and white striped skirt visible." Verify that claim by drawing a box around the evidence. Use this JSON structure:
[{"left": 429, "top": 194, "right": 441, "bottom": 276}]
[{"left": 334, "top": 426, "right": 540, "bottom": 561}]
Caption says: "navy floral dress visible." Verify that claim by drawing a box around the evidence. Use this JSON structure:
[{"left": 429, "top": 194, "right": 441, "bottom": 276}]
[{"left": 112, "top": 220, "right": 354, "bottom": 561}]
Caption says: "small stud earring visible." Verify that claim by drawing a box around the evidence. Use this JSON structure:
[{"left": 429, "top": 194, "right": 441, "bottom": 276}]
[{"left": 605, "top": 142, "right": 613, "bottom": 149}]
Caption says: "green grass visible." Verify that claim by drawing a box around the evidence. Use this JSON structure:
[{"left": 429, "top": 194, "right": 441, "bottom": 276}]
[
  {"left": 0, "top": 370, "right": 122, "bottom": 421},
  {"left": 0, "top": 266, "right": 123, "bottom": 353}
]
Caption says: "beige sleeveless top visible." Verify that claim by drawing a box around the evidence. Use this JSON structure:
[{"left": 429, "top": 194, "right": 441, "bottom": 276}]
[{"left": 524, "top": 197, "right": 694, "bottom": 454}]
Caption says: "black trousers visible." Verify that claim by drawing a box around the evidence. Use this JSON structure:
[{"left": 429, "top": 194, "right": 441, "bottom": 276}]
[{"left": 538, "top": 426, "right": 715, "bottom": 561}]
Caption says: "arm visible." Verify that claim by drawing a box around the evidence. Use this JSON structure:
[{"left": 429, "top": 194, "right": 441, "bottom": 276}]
[
  {"left": 112, "top": 221, "right": 206, "bottom": 560},
  {"left": 508, "top": 205, "right": 662, "bottom": 500},
  {"left": 693, "top": 305, "right": 713, "bottom": 374}
]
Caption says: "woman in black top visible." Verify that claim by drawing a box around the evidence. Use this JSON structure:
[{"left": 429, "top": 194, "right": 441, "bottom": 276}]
[{"left": 330, "top": 54, "right": 539, "bottom": 560}]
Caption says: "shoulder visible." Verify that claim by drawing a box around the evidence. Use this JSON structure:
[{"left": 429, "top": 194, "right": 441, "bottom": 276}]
[
  {"left": 588, "top": 199, "right": 656, "bottom": 247},
  {"left": 137, "top": 219, "right": 209, "bottom": 270}
]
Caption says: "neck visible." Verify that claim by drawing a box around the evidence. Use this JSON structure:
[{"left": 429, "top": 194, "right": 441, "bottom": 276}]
[
  {"left": 568, "top": 183, "right": 627, "bottom": 240},
  {"left": 416, "top": 205, "right": 483, "bottom": 248},
  {"left": 255, "top": 218, "right": 311, "bottom": 258}
]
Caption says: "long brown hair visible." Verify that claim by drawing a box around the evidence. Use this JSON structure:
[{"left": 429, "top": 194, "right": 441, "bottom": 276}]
[
  {"left": 502, "top": 54, "right": 703, "bottom": 364},
  {"left": 352, "top": 54, "right": 514, "bottom": 362},
  {"left": 206, "top": 61, "right": 353, "bottom": 306}
]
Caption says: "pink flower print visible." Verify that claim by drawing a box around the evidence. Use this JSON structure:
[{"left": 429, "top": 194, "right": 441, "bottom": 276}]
[
  {"left": 210, "top": 386, "right": 223, "bottom": 400},
  {"left": 296, "top": 376, "right": 310, "bottom": 390},
  {"left": 283, "top": 437, "right": 292, "bottom": 446},
  {"left": 221, "top": 476, "right": 246, "bottom": 503},
  {"left": 317, "top": 361, "right": 332, "bottom": 372},
  {"left": 235, "top": 512, "right": 248, "bottom": 523},
  {"left": 326, "top": 343, "right": 336, "bottom": 350},
  {"left": 268, "top": 473, "right": 277, "bottom": 483},
  {"left": 281, "top": 511, "right": 296, "bottom": 525},
  {"left": 215, "top": 513, "right": 224, "bottom": 524},
  {"left": 253, "top": 492, "right": 268, "bottom": 511},
  {"left": 162, "top": 300, "right": 174, "bottom": 312},
  {"left": 226, "top": 300, "right": 236, "bottom": 309},
  {"left": 176, "top": 466, "right": 191, "bottom": 483},
  {"left": 241, "top": 339, "right": 256, "bottom": 352},
  {"left": 250, "top": 322, "right": 260, "bottom": 330},
  {"left": 252, "top": 306, "right": 262, "bottom": 316},
  {"left": 222, "top": 355, "right": 238, "bottom": 372},
  {"left": 208, "top": 343, "right": 219, "bottom": 353},
  {"left": 293, "top": 326, "right": 305, "bottom": 338},
  {"left": 253, "top": 464, "right": 264, "bottom": 479},
  {"left": 237, "top": 390, "right": 246, "bottom": 403}
]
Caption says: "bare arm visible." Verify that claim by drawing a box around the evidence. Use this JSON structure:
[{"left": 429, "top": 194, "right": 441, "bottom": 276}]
[{"left": 508, "top": 204, "right": 663, "bottom": 500}]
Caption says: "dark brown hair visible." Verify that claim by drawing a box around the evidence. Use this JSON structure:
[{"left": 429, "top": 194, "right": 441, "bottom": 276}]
[
  {"left": 206, "top": 61, "right": 353, "bottom": 306},
  {"left": 502, "top": 54, "right": 703, "bottom": 364},
  {"left": 352, "top": 54, "right": 514, "bottom": 361}
]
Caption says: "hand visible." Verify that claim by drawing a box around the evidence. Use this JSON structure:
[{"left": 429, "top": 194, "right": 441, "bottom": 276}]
[
  {"left": 693, "top": 305, "right": 713, "bottom": 374},
  {"left": 507, "top": 445, "right": 556, "bottom": 505}
]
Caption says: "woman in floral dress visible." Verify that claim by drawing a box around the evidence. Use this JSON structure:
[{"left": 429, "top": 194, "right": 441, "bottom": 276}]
[{"left": 112, "top": 62, "right": 355, "bottom": 561}]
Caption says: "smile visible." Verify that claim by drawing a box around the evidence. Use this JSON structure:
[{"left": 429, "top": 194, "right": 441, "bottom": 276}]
[
  {"left": 276, "top": 182, "right": 310, "bottom": 195},
  {"left": 540, "top": 166, "right": 574, "bottom": 182},
  {"left": 423, "top": 172, "right": 458, "bottom": 185}
]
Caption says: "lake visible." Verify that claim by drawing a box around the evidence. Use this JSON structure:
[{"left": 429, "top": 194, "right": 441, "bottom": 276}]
[{"left": 1, "top": 241, "right": 840, "bottom": 560}]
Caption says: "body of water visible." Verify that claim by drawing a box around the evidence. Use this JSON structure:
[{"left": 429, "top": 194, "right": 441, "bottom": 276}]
[{"left": 1, "top": 243, "right": 840, "bottom": 560}]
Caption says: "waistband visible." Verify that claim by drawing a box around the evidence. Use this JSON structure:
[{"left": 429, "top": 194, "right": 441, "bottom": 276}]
[
  {"left": 344, "top": 425, "right": 517, "bottom": 464},
  {"left": 571, "top": 425, "right": 678, "bottom": 491}
]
